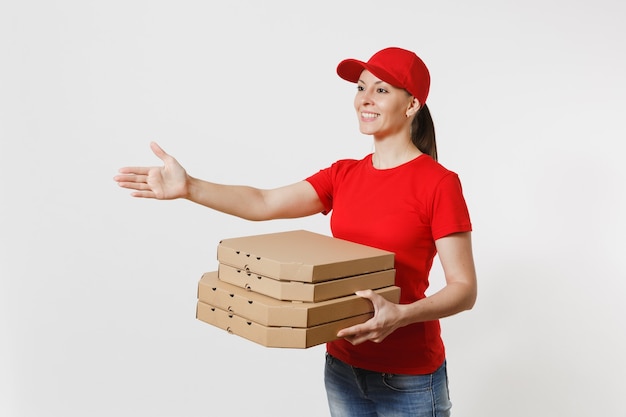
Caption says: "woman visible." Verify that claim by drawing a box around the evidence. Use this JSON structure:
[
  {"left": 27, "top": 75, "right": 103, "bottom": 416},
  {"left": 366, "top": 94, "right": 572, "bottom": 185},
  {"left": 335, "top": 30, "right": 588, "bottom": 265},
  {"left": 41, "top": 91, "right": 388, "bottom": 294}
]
[{"left": 114, "top": 47, "right": 477, "bottom": 417}]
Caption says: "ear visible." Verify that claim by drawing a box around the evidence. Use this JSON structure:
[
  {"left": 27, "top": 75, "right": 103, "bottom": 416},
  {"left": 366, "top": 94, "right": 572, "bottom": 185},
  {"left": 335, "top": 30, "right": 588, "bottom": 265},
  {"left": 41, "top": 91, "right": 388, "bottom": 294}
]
[{"left": 405, "top": 97, "right": 421, "bottom": 118}]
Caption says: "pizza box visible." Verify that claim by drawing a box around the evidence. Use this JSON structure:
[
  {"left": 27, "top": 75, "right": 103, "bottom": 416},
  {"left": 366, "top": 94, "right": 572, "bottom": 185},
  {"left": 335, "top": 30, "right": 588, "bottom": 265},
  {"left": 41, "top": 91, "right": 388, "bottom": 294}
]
[
  {"left": 196, "top": 301, "right": 373, "bottom": 349},
  {"left": 197, "top": 271, "right": 400, "bottom": 327},
  {"left": 216, "top": 230, "right": 394, "bottom": 283},
  {"left": 217, "top": 263, "right": 396, "bottom": 302}
]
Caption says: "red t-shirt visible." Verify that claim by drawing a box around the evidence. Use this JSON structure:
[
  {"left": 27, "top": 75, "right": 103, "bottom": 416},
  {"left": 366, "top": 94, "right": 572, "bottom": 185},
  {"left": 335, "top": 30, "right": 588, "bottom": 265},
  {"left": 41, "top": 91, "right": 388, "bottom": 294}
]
[{"left": 305, "top": 153, "right": 472, "bottom": 374}]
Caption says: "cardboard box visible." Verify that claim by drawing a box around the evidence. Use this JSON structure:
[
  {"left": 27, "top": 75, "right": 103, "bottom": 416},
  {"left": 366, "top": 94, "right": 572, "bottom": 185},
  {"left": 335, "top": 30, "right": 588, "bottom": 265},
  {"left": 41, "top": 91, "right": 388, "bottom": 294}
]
[
  {"left": 217, "top": 264, "right": 396, "bottom": 302},
  {"left": 217, "top": 230, "right": 394, "bottom": 283},
  {"left": 196, "top": 301, "right": 373, "bottom": 348},
  {"left": 198, "top": 271, "right": 400, "bottom": 327}
]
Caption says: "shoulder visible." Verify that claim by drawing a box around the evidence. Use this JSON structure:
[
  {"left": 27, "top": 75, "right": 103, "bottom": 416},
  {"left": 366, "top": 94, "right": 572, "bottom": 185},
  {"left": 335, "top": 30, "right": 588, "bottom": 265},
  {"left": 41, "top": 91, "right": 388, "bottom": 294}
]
[
  {"left": 331, "top": 155, "right": 370, "bottom": 169},
  {"left": 305, "top": 155, "right": 369, "bottom": 189},
  {"left": 318, "top": 155, "right": 371, "bottom": 177},
  {"left": 401, "top": 156, "right": 467, "bottom": 202},
  {"left": 413, "top": 155, "right": 459, "bottom": 182}
]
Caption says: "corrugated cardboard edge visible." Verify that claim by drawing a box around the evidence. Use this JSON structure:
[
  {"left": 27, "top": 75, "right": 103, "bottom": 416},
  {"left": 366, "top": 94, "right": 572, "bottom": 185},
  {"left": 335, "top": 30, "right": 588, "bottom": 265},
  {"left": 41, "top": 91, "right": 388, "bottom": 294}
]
[
  {"left": 217, "top": 264, "right": 396, "bottom": 302},
  {"left": 198, "top": 271, "right": 401, "bottom": 327},
  {"left": 196, "top": 301, "right": 373, "bottom": 349},
  {"left": 217, "top": 230, "right": 394, "bottom": 283}
]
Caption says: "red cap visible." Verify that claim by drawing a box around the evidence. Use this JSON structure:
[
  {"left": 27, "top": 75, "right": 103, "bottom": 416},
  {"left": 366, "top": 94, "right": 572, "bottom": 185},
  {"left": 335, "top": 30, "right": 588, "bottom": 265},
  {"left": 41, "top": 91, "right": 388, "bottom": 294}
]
[{"left": 337, "top": 47, "right": 430, "bottom": 105}]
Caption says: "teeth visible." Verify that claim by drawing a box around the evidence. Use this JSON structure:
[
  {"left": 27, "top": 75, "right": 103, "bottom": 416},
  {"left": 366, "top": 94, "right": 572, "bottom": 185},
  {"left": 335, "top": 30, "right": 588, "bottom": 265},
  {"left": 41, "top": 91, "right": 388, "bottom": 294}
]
[{"left": 362, "top": 112, "right": 379, "bottom": 118}]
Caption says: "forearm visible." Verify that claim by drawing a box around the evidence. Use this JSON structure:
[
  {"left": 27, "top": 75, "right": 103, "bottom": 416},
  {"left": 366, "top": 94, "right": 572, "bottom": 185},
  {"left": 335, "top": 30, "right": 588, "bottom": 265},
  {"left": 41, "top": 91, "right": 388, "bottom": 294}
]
[
  {"left": 185, "top": 176, "right": 271, "bottom": 221},
  {"left": 396, "top": 231, "right": 478, "bottom": 325},
  {"left": 336, "top": 280, "right": 476, "bottom": 345},
  {"left": 397, "top": 280, "right": 477, "bottom": 326}
]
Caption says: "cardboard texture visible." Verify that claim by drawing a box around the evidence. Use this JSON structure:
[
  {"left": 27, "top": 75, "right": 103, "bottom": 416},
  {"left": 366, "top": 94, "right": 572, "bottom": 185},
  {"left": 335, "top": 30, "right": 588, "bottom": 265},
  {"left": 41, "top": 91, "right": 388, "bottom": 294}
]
[
  {"left": 196, "top": 229, "right": 399, "bottom": 348},
  {"left": 217, "top": 264, "right": 396, "bottom": 302},
  {"left": 217, "top": 229, "right": 394, "bottom": 283},
  {"left": 198, "top": 271, "right": 401, "bottom": 327},
  {"left": 196, "top": 301, "right": 373, "bottom": 348}
]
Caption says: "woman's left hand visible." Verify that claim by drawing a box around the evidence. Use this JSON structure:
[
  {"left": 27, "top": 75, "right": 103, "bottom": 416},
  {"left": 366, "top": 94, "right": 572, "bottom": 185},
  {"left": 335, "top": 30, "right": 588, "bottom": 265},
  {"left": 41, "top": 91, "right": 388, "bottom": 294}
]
[{"left": 336, "top": 289, "right": 405, "bottom": 345}]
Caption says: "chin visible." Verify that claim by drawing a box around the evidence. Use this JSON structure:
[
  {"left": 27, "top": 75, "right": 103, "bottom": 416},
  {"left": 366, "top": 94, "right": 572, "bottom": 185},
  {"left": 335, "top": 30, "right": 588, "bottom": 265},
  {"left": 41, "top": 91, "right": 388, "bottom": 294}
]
[{"left": 358, "top": 126, "right": 376, "bottom": 136}]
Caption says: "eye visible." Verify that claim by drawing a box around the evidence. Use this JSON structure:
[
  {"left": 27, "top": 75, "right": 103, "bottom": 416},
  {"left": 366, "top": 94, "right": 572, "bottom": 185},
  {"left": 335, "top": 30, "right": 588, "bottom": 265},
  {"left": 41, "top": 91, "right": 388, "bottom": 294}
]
[
  {"left": 357, "top": 85, "right": 364, "bottom": 91},
  {"left": 376, "top": 87, "right": 389, "bottom": 93}
]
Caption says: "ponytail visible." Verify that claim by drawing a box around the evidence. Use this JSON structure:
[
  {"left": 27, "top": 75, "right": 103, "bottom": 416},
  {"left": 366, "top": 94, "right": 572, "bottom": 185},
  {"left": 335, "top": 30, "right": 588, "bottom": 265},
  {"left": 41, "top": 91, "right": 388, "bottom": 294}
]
[{"left": 411, "top": 104, "right": 437, "bottom": 161}]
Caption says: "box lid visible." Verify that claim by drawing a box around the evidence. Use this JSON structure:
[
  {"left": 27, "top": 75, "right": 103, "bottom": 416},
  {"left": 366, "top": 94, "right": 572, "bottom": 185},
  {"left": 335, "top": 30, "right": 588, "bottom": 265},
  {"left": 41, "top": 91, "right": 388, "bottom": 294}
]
[{"left": 217, "top": 230, "right": 394, "bottom": 283}]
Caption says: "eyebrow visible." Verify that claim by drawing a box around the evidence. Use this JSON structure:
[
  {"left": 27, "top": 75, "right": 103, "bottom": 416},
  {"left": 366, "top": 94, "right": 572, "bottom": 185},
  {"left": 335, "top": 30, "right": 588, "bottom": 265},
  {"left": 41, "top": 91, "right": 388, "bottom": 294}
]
[{"left": 357, "top": 79, "right": 386, "bottom": 86}]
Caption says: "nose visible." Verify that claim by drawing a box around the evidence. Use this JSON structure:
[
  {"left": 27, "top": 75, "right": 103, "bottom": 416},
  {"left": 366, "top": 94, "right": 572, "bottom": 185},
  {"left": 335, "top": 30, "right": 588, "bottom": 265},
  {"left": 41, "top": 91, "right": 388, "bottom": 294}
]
[{"left": 359, "top": 88, "right": 374, "bottom": 105}]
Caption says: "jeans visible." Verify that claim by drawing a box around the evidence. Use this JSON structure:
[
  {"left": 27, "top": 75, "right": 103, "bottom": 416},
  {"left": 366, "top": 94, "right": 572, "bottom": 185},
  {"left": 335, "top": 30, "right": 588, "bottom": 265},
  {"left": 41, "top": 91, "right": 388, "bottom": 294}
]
[{"left": 324, "top": 353, "right": 452, "bottom": 417}]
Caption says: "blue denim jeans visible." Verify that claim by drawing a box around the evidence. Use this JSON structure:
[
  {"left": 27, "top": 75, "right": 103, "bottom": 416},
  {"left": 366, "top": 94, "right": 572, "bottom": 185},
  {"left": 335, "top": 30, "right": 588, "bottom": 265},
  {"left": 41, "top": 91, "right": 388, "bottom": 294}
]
[{"left": 324, "top": 353, "right": 452, "bottom": 417}]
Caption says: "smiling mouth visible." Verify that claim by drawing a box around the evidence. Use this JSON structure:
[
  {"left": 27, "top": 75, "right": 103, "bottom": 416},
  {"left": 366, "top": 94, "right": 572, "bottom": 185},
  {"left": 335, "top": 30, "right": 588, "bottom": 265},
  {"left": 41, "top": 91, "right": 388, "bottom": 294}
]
[{"left": 361, "top": 112, "right": 380, "bottom": 119}]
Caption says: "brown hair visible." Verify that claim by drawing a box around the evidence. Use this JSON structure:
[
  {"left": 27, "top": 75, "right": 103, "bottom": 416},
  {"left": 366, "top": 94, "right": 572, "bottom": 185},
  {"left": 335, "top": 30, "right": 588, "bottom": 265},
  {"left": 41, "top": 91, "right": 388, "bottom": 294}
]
[{"left": 411, "top": 104, "right": 437, "bottom": 161}]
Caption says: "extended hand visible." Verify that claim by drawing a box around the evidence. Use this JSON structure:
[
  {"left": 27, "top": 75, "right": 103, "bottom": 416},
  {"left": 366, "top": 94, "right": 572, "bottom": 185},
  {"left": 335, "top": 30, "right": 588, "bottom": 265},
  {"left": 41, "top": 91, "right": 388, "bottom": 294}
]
[
  {"left": 336, "top": 289, "right": 405, "bottom": 345},
  {"left": 114, "top": 142, "right": 188, "bottom": 200}
]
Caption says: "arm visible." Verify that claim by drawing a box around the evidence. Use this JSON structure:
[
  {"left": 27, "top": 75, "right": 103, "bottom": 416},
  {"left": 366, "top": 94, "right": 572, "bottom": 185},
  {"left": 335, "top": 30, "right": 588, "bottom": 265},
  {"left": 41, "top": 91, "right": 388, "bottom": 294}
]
[
  {"left": 337, "top": 232, "right": 477, "bottom": 345},
  {"left": 114, "top": 142, "right": 325, "bottom": 220}
]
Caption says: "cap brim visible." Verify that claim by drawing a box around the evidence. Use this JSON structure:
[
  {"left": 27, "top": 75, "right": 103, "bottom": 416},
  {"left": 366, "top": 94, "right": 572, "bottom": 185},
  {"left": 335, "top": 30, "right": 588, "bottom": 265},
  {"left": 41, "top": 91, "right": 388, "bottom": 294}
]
[
  {"left": 337, "top": 59, "right": 404, "bottom": 91},
  {"left": 336, "top": 58, "right": 368, "bottom": 83}
]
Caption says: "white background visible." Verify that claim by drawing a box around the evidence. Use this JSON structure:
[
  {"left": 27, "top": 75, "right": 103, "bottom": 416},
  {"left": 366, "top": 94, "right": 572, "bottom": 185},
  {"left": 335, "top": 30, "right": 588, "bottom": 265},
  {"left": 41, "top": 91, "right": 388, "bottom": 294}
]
[{"left": 1, "top": 1, "right": 625, "bottom": 416}]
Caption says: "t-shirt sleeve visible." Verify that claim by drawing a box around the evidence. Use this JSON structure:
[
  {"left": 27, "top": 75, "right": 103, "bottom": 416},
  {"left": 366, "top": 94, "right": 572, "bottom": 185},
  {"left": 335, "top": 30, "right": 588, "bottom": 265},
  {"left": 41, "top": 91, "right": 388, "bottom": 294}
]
[
  {"left": 431, "top": 172, "right": 473, "bottom": 240},
  {"left": 305, "top": 166, "right": 334, "bottom": 215}
]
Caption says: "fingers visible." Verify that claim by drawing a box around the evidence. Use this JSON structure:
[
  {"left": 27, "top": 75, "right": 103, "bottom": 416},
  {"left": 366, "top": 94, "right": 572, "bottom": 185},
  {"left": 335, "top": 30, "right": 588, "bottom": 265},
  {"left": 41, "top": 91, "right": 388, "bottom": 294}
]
[
  {"left": 128, "top": 190, "right": 157, "bottom": 199},
  {"left": 113, "top": 172, "right": 155, "bottom": 198},
  {"left": 355, "top": 289, "right": 387, "bottom": 312},
  {"left": 149, "top": 142, "right": 184, "bottom": 173},
  {"left": 355, "top": 289, "right": 375, "bottom": 301},
  {"left": 336, "top": 290, "right": 377, "bottom": 342},
  {"left": 116, "top": 166, "right": 152, "bottom": 175},
  {"left": 150, "top": 141, "right": 168, "bottom": 162},
  {"left": 115, "top": 178, "right": 150, "bottom": 191},
  {"left": 336, "top": 322, "right": 367, "bottom": 339},
  {"left": 337, "top": 321, "right": 382, "bottom": 345},
  {"left": 113, "top": 173, "right": 149, "bottom": 189},
  {"left": 114, "top": 172, "right": 149, "bottom": 182},
  {"left": 115, "top": 143, "right": 188, "bottom": 201},
  {"left": 116, "top": 143, "right": 169, "bottom": 174},
  {"left": 114, "top": 142, "right": 166, "bottom": 188},
  {"left": 336, "top": 289, "right": 401, "bottom": 345}
]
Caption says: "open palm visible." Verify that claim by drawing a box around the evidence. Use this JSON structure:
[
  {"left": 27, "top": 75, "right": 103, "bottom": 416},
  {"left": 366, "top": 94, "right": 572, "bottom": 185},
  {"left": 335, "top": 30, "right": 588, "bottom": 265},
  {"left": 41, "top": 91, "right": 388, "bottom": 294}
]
[{"left": 114, "top": 142, "right": 188, "bottom": 200}]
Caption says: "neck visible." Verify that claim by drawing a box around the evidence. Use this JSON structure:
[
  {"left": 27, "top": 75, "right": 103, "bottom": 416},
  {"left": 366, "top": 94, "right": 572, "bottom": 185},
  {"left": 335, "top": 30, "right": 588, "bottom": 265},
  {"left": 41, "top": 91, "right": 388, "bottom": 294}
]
[{"left": 372, "top": 140, "right": 422, "bottom": 169}]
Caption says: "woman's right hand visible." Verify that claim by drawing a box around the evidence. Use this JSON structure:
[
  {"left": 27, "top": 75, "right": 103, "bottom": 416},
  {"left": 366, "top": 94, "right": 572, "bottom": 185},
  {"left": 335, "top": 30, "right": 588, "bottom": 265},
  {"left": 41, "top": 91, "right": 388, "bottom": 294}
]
[{"left": 114, "top": 142, "right": 189, "bottom": 200}]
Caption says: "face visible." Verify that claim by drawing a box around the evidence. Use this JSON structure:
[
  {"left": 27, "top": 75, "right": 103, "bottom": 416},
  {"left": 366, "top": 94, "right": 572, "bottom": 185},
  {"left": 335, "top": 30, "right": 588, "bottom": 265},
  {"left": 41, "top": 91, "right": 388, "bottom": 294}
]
[{"left": 354, "top": 70, "right": 418, "bottom": 139}]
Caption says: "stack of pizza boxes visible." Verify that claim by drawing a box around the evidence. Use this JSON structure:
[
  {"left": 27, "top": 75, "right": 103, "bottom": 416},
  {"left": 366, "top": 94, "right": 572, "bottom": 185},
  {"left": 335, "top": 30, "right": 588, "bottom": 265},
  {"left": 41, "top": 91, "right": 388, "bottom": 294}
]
[{"left": 196, "top": 230, "right": 400, "bottom": 348}]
